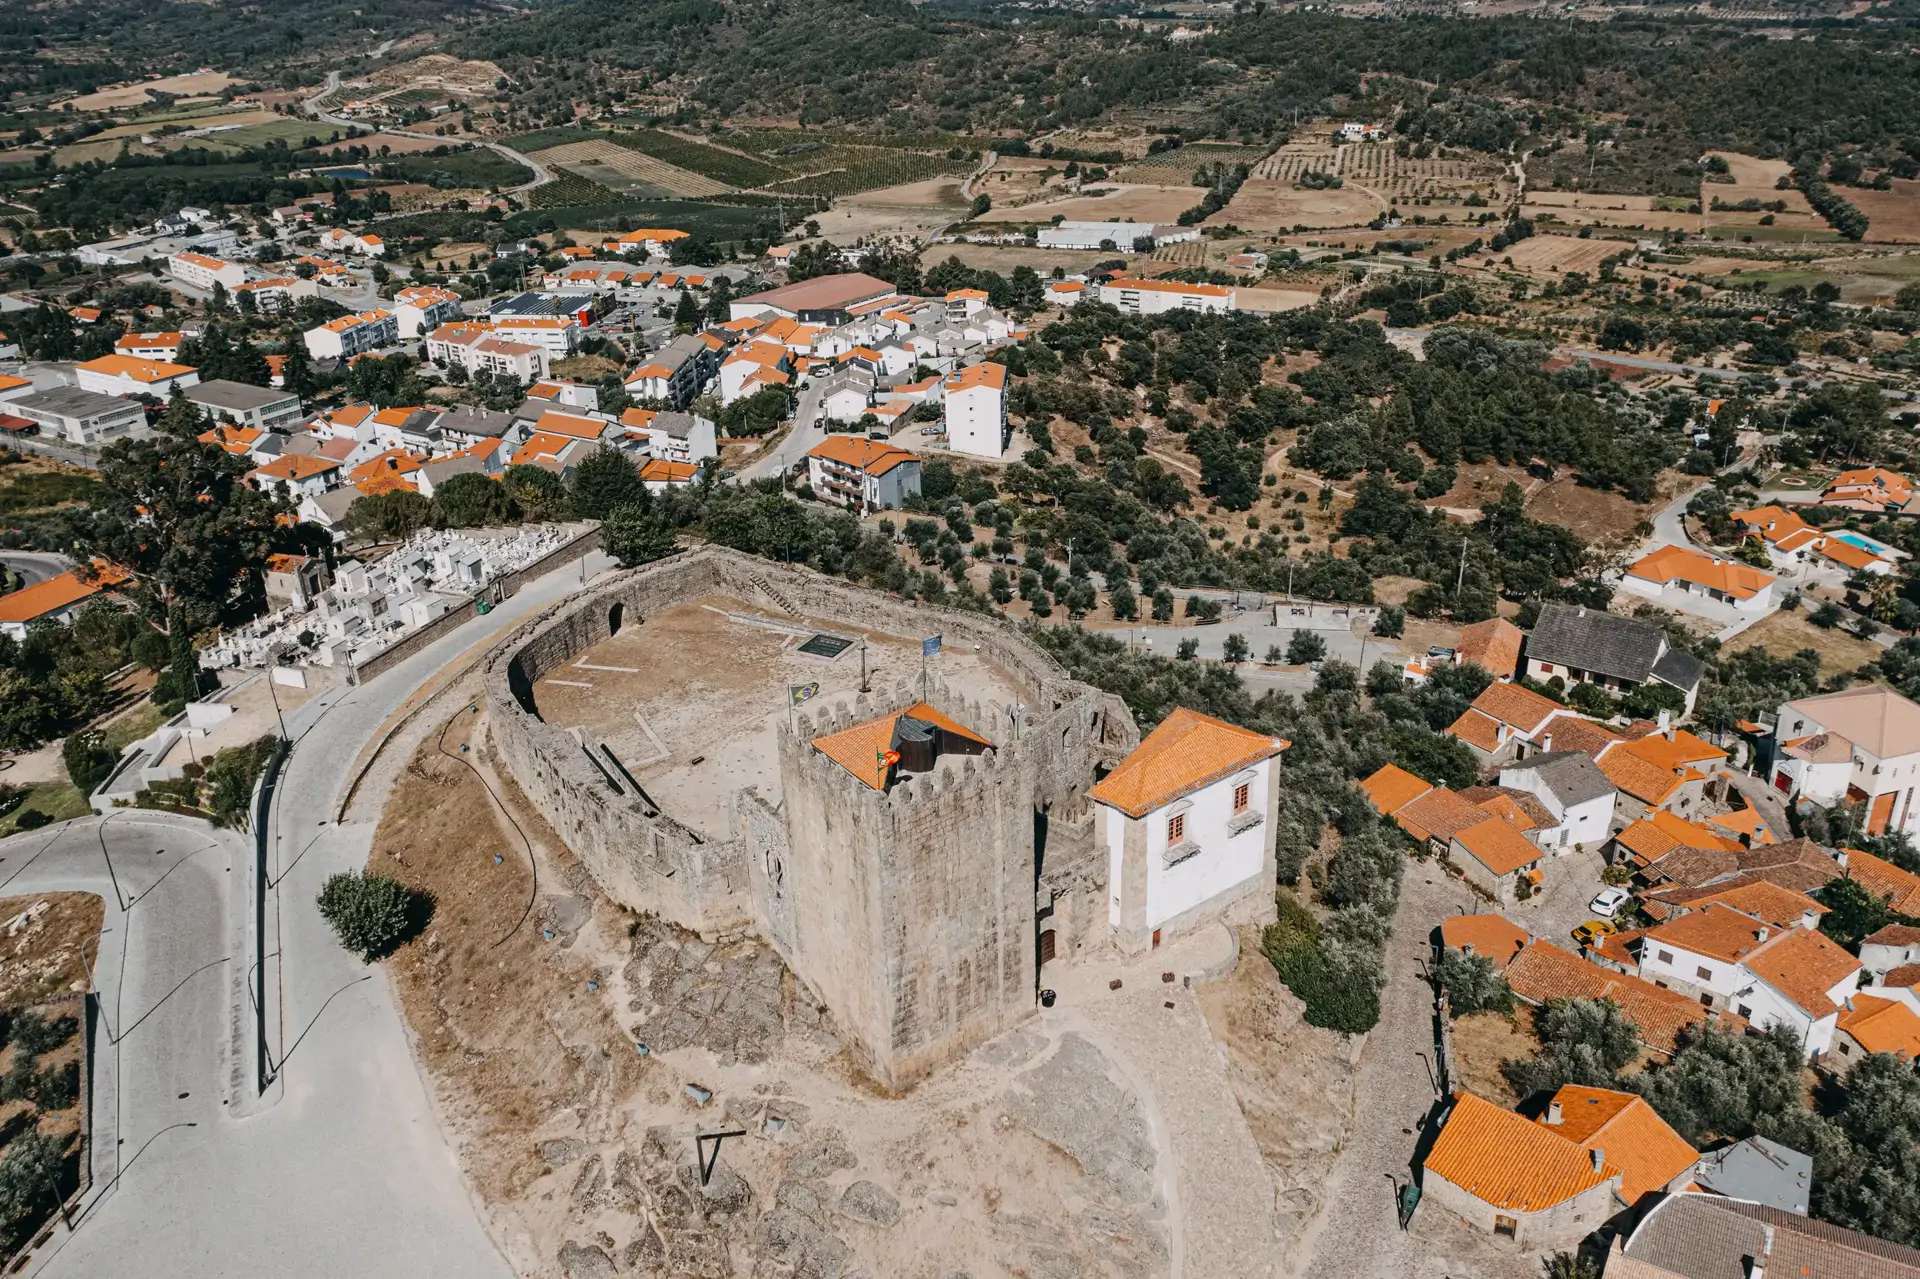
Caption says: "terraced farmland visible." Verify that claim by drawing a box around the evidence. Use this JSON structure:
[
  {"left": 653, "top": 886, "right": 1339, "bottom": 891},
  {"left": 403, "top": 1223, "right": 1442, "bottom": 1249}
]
[
  {"left": 613, "top": 130, "right": 781, "bottom": 189},
  {"left": 1254, "top": 139, "right": 1507, "bottom": 206},
  {"left": 528, "top": 139, "right": 731, "bottom": 198}
]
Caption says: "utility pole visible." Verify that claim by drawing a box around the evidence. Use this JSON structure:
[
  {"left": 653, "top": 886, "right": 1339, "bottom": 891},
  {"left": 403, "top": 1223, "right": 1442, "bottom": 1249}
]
[{"left": 1456, "top": 534, "right": 1468, "bottom": 596}]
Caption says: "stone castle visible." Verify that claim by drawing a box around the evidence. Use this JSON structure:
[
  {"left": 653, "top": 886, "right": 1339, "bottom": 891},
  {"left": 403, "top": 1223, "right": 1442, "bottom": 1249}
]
[{"left": 484, "top": 546, "right": 1270, "bottom": 1089}]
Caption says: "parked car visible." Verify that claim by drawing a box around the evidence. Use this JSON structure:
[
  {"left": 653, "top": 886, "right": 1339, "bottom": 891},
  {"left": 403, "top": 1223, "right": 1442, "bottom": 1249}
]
[
  {"left": 1589, "top": 886, "right": 1632, "bottom": 919},
  {"left": 1571, "top": 919, "right": 1617, "bottom": 947}
]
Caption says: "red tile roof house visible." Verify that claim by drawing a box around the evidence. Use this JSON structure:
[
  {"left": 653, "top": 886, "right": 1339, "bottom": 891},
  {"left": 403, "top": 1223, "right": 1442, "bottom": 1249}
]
[
  {"left": 1445, "top": 682, "right": 1596, "bottom": 766},
  {"left": 1628, "top": 903, "right": 1862, "bottom": 1058},
  {"left": 1420, "top": 1086, "right": 1695, "bottom": 1250},
  {"left": 1360, "top": 762, "right": 1551, "bottom": 903}
]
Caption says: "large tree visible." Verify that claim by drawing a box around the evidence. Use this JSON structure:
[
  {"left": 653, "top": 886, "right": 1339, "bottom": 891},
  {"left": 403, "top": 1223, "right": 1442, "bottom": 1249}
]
[
  {"left": 74, "top": 389, "right": 288, "bottom": 629},
  {"left": 569, "top": 446, "right": 647, "bottom": 520}
]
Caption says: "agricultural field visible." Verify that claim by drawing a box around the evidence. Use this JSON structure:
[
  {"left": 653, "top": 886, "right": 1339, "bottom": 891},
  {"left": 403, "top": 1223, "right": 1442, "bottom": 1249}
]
[
  {"left": 527, "top": 139, "right": 729, "bottom": 198},
  {"left": 500, "top": 126, "right": 601, "bottom": 152},
  {"left": 313, "top": 132, "right": 458, "bottom": 156},
  {"left": 811, "top": 176, "right": 969, "bottom": 240},
  {"left": 1709, "top": 249, "right": 1920, "bottom": 304},
  {"left": 1497, "top": 234, "right": 1632, "bottom": 275},
  {"left": 1847, "top": 179, "right": 1920, "bottom": 244},
  {"left": 1117, "top": 144, "right": 1267, "bottom": 183},
  {"left": 762, "top": 147, "right": 965, "bottom": 200},
  {"left": 365, "top": 54, "right": 504, "bottom": 100},
  {"left": 194, "top": 118, "right": 340, "bottom": 151},
  {"left": 59, "top": 72, "right": 236, "bottom": 112},
  {"left": 1256, "top": 136, "right": 1508, "bottom": 207},
  {"left": 528, "top": 171, "right": 623, "bottom": 208},
  {"left": 612, "top": 130, "right": 782, "bottom": 189},
  {"left": 1210, "top": 179, "right": 1382, "bottom": 232},
  {"left": 380, "top": 147, "right": 531, "bottom": 188},
  {"left": 1523, "top": 191, "right": 1701, "bottom": 234},
  {"left": 976, "top": 184, "right": 1206, "bottom": 224}
]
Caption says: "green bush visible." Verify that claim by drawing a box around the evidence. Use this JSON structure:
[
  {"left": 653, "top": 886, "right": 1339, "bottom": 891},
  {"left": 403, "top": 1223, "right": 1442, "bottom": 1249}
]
[
  {"left": 317, "top": 871, "right": 425, "bottom": 962},
  {"left": 7, "top": 1011, "right": 75, "bottom": 1058},
  {"left": 11, "top": 810, "right": 49, "bottom": 832},
  {"left": 1436, "top": 948, "right": 1513, "bottom": 1015},
  {"left": 1261, "top": 894, "right": 1381, "bottom": 1033},
  {"left": 61, "top": 730, "right": 113, "bottom": 795},
  {"left": 0, "top": 1130, "right": 66, "bottom": 1237}
]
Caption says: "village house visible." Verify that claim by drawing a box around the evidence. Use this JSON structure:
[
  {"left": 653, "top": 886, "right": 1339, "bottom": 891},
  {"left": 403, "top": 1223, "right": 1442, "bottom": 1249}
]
[
  {"left": 1770, "top": 684, "right": 1920, "bottom": 836},
  {"left": 247, "top": 454, "right": 341, "bottom": 501},
  {"left": 392, "top": 285, "right": 466, "bottom": 339},
  {"left": 619, "top": 408, "right": 718, "bottom": 465},
  {"left": 1594, "top": 720, "right": 1727, "bottom": 823},
  {"left": 524, "top": 379, "right": 600, "bottom": 413},
  {"left": 1438, "top": 912, "right": 1530, "bottom": 970},
  {"left": 1611, "top": 1192, "right": 1920, "bottom": 1279},
  {"left": 1828, "top": 994, "right": 1920, "bottom": 1074},
  {"left": 1731, "top": 503, "right": 1900, "bottom": 579},
  {"left": 1495, "top": 751, "right": 1616, "bottom": 852},
  {"left": 1455, "top": 617, "right": 1524, "bottom": 682},
  {"left": 805, "top": 436, "right": 922, "bottom": 513},
  {"left": 1821, "top": 466, "right": 1919, "bottom": 514},
  {"left": 1420, "top": 1086, "right": 1694, "bottom": 1250},
  {"left": 1623, "top": 544, "right": 1778, "bottom": 614},
  {"left": 1090, "top": 708, "right": 1287, "bottom": 954},
  {"left": 1522, "top": 603, "right": 1707, "bottom": 713},
  {"left": 718, "top": 339, "right": 794, "bottom": 405},
  {"left": 319, "top": 228, "right": 386, "bottom": 257},
  {"left": 1044, "top": 280, "right": 1086, "bottom": 308},
  {"left": 1688, "top": 1136, "right": 1812, "bottom": 1215},
  {"left": 1860, "top": 922, "right": 1920, "bottom": 983},
  {"left": 115, "top": 331, "right": 184, "bottom": 362},
  {"left": 1504, "top": 938, "right": 1744, "bottom": 1054},
  {"left": 0, "top": 564, "right": 130, "bottom": 641},
  {"left": 1097, "top": 276, "right": 1233, "bottom": 315},
  {"left": 1445, "top": 682, "right": 1588, "bottom": 764}
]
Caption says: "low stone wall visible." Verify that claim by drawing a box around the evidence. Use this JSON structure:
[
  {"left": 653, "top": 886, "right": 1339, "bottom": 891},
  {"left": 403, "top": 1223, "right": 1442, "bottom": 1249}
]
[{"left": 350, "top": 524, "right": 600, "bottom": 685}]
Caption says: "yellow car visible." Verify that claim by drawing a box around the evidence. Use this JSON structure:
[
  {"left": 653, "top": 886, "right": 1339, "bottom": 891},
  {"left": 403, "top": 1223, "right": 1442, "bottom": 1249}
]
[{"left": 1571, "top": 920, "right": 1617, "bottom": 947}]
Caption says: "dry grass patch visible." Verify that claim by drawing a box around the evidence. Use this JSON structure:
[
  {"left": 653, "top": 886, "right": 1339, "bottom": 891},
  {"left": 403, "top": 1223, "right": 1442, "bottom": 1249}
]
[
  {"left": 1449, "top": 1008, "right": 1536, "bottom": 1104},
  {"left": 1724, "top": 607, "right": 1887, "bottom": 677}
]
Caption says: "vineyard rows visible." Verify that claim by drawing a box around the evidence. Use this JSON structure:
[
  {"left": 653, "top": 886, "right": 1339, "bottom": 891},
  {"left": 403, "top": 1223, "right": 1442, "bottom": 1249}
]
[
  {"left": 614, "top": 130, "right": 782, "bottom": 189},
  {"left": 1117, "top": 145, "right": 1267, "bottom": 184},
  {"left": 529, "top": 172, "right": 621, "bottom": 208},
  {"left": 1254, "top": 142, "right": 1505, "bottom": 204},
  {"left": 763, "top": 148, "right": 966, "bottom": 199}
]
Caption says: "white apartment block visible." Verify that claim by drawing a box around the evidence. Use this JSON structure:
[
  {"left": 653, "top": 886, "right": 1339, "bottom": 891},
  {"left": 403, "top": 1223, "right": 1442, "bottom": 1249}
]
[
  {"left": 488, "top": 314, "right": 582, "bottom": 359},
  {"left": 392, "top": 286, "right": 466, "bottom": 339},
  {"left": 233, "top": 276, "right": 318, "bottom": 314},
  {"left": 168, "top": 250, "right": 248, "bottom": 292},
  {"left": 1098, "top": 276, "right": 1233, "bottom": 315},
  {"left": 942, "top": 361, "right": 1008, "bottom": 459},
  {"left": 305, "top": 310, "right": 398, "bottom": 361}
]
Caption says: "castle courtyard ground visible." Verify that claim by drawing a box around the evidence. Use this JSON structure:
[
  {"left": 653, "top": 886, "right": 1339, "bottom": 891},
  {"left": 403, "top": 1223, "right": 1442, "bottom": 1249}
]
[{"left": 525, "top": 595, "right": 1028, "bottom": 836}]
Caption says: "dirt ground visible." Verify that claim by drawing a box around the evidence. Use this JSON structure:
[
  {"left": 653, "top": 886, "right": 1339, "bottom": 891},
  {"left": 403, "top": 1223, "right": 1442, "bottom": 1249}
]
[
  {"left": 314, "top": 132, "right": 467, "bottom": 156},
  {"left": 1449, "top": 1008, "right": 1536, "bottom": 1105},
  {"left": 817, "top": 178, "right": 970, "bottom": 241},
  {"left": 1523, "top": 476, "right": 1655, "bottom": 549},
  {"left": 974, "top": 184, "right": 1205, "bottom": 225},
  {"left": 61, "top": 73, "right": 236, "bottom": 112},
  {"left": 1848, "top": 180, "right": 1920, "bottom": 244},
  {"left": 1724, "top": 607, "right": 1888, "bottom": 677},
  {"left": 525, "top": 596, "right": 1025, "bottom": 836},
  {"left": 1497, "top": 234, "right": 1631, "bottom": 276},
  {"left": 0, "top": 894, "right": 103, "bottom": 1008},
  {"left": 1211, "top": 180, "right": 1382, "bottom": 232},
  {"left": 379, "top": 707, "right": 1183, "bottom": 1278}
]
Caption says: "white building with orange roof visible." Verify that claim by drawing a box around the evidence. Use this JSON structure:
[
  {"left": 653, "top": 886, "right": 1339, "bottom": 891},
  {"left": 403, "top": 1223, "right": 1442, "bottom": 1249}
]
[
  {"left": 1044, "top": 279, "right": 1086, "bottom": 308},
  {"left": 115, "top": 331, "right": 185, "bottom": 362},
  {"left": 391, "top": 284, "right": 466, "bottom": 339},
  {"left": 611, "top": 228, "right": 690, "bottom": 258},
  {"left": 489, "top": 313, "right": 581, "bottom": 359},
  {"left": 1445, "top": 681, "right": 1592, "bottom": 765},
  {"left": 943, "top": 361, "right": 1008, "bottom": 459},
  {"left": 718, "top": 339, "right": 794, "bottom": 405},
  {"left": 167, "top": 249, "right": 246, "bottom": 291},
  {"left": 1772, "top": 684, "right": 1920, "bottom": 836},
  {"left": 1097, "top": 275, "right": 1233, "bottom": 316},
  {"left": 944, "top": 287, "right": 990, "bottom": 319},
  {"left": 526, "top": 409, "right": 616, "bottom": 447},
  {"left": 523, "top": 378, "right": 600, "bottom": 413},
  {"left": 1822, "top": 466, "right": 1918, "bottom": 514},
  {"left": 1090, "top": 707, "right": 1288, "bottom": 953},
  {"left": 319, "top": 228, "right": 386, "bottom": 258},
  {"left": 304, "top": 309, "right": 398, "bottom": 361},
  {"left": 247, "top": 453, "right": 340, "bottom": 500},
  {"left": 508, "top": 431, "right": 590, "bottom": 476},
  {"left": 1622, "top": 544, "right": 1776, "bottom": 615},
  {"left": 231, "top": 276, "right": 317, "bottom": 313},
  {"left": 75, "top": 354, "right": 200, "bottom": 399},
  {"left": 0, "top": 564, "right": 132, "bottom": 641},
  {"left": 806, "top": 435, "right": 921, "bottom": 512}
]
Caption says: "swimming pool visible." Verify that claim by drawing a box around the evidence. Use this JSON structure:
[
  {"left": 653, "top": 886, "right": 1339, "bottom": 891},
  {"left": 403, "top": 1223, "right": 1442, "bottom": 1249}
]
[{"left": 1831, "top": 530, "right": 1893, "bottom": 557}]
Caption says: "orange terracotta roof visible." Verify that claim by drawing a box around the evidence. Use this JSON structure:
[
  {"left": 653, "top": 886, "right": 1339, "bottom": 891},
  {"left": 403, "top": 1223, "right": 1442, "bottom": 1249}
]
[
  {"left": 1845, "top": 847, "right": 1920, "bottom": 915},
  {"left": 251, "top": 455, "right": 339, "bottom": 482},
  {"left": 944, "top": 362, "right": 1007, "bottom": 394},
  {"left": 532, "top": 410, "right": 609, "bottom": 441},
  {"left": 1701, "top": 805, "right": 1774, "bottom": 845},
  {"left": 1625, "top": 545, "right": 1775, "bottom": 600},
  {"left": 1105, "top": 276, "right": 1233, "bottom": 298},
  {"left": 1454, "top": 815, "right": 1542, "bottom": 877},
  {"left": 0, "top": 565, "right": 129, "bottom": 626},
  {"left": 1819, "top": 538, "right": 1881, "bottom": 572},
  {"left": 806, "top": 435, "right": 919, "bottom": 477},
  {"left": 1743, "top": 926, "right": 1861, "bottom": 1017},
  {"left": 1505, "top": 940, "right": 1741, "bottom": 1052},
  {"left": 1089, "top": 707, "right": 1286, "bottom": 819},
  {"left": 1597, "top": 746, "right": 1687, "bottom": 807},
  {"left": 1838, "top": 994, "right": 1920, "bottom": 1058},
  {"left": 1548, "top": 717, "right": 1623, "bottom": 756},
  {"left": 1360, "top": 763, "right": 1432, "bottom": 818},
  {"left": 1731, "top": 505, "right": 1814, "bottom": 544},
  {"left": 1395, "top": 786, "right": 1497, "bottom": 844},
  {"left": 1622, "top": 728, "right": 1726, "bottom": 771},
  {"left": 1455, "top": 618, "right": 1524, "bottom": 680},
  {"left": 639, "top": 458, "right": 699, "bottom": 484},
  {"left": 510, "top": 432, "right": 578, "bottom": 468},
  {"left": 1440, "top": 914, "right": 1530, "bottom": 969},
  {"left": 264, "top": 553, "right": 308, "bottom": 574},
  {"left": 1446, "top": 708, "right": 1503, "bottom": 753},
  {"left": 77, "top": 354, "right": 195, "bottom": 383},
  {"left": 196, "top": 423, "right": 263, "bottom": 455},
  {"left": 1644, "top": 903, "right": 1774, "bottom": 964},
  {"left": 1465, "top": 682, "right": 1565, "bottom": 735},
  {"left": 1689, "top": 880, "right": 1825, "bottom": 928},
  {"left": 347, "top": 449, "right": 422, "bottom": 484},
  {"left": 1616, "top": 811, "right": 1742, "bottom": 866},
  {"left": 812, "top": 701, "right": 992, "bottom": 791},
  {"left": 620, "top": 407, "right": 658, "bottom": 430},
  {"left": 1539, "top": 1086, "right": 1696, "bottom": 1203},
  {"left": 1423, "top": 1092, "right": 1615, "bottom": 1213}
]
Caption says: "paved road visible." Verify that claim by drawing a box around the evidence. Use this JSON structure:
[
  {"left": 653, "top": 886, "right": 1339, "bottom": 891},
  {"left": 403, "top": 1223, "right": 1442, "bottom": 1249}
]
[
  {"left": 0, "top": 551, "right": 71, "bottom": 586},
  {"left": 21, "top": 546, "right": 617, "bottom": 1278},
  {"left": 736, "top": 378, "right": 828, "bottom": 484}
]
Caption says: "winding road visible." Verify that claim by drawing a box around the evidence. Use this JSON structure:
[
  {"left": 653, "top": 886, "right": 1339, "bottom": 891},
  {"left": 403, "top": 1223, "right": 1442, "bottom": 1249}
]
[{"left": 15, "top": 545, "right": 619, "bottom": 1278}]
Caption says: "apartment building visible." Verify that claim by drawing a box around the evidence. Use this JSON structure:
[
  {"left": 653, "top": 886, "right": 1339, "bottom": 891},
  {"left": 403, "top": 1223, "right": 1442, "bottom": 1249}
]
[
  {"left": 76, "top": 354, "right": 200, "bottom": 399},
  {"left": 806, "top": 436, "right": 922, "bottom": 512},
  {"left": 943, "top": 361, "right": 1008, "bottom": 460},
  {"left": 1098, "top": 276, "right": 1232, "bottom": 315},
  {"left": 167, "top": 250, "right": 247, "bottom": 291},
  {"left": 1772, "top": 684, "right": 1920, "bottom": 836},
  {"left": 304, "top": 310, "right": 398, "bottom": 361},
  {"left": 9, "top": 386, "right": 147, "bottom": 446},
  {"left": 232, "top": 277, "right": 318, "bottom": 314},
  {"left": 184, "top": 379, "right": 304, "bottom": 433},
  {"left": 115, "top": 331, "right": 184, "bottom": 361},
  {"left": 489, "top": 314, "right": 582, "bottom": 359},
  {"left": 392, "top": 285, "right": 466, "bottom": 339}
]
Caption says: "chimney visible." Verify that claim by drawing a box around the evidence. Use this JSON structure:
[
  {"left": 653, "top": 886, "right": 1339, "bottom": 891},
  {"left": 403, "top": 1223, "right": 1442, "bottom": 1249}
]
[
  {"left": 1757, "top": 925, "right": 1770, "bottom": 943},
  {"left": 1801, "top": 909, "right": 1818, "bottom": 931},
  {"left": 1838, "top": 850, "right": 1850, "bottom": 870},
  {"left": 1590, "top": 1147, "right": 1606, "bottom": 1174},
  {"left": 1740, "top": 832, "right": 1753, "bottom": 849},
  {"left": 1546, "top": 1100, "right": 1564, "bottom": 1125},
  {"left": 1541, "top": 732, "right": 1553, "bottom": 753}
]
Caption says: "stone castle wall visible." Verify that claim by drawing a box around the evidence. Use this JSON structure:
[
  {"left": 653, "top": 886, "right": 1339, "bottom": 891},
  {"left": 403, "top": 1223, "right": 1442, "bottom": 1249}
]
[{"left": 482, "top": 545, "right": 1140, "bottom": 1087}]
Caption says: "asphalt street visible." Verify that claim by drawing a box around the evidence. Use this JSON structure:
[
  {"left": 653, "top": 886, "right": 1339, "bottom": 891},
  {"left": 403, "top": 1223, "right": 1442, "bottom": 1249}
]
[
  {"left": 0, "top": 551, "right": 71, "bottom": 586},
  {"left": 21, "top": 545, "right": 618, "bottom": 1278}
]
